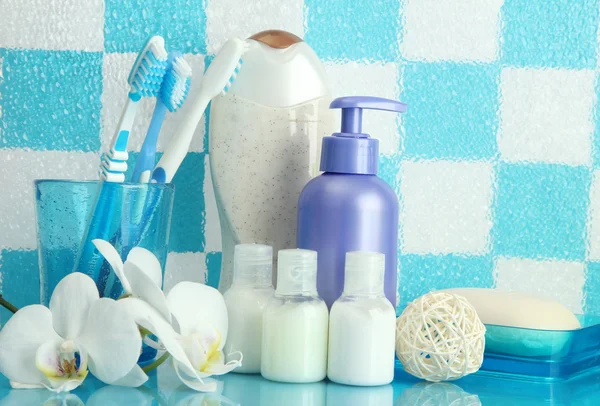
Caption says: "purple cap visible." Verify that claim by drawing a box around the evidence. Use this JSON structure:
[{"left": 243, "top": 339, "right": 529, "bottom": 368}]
[{"left": 320, "top": 96, "right": 407, "bottom": 175}]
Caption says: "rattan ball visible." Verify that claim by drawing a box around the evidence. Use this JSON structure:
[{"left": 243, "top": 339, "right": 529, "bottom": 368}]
[{"left": 395, "top": 291, "right": 486, "bottom": 382}]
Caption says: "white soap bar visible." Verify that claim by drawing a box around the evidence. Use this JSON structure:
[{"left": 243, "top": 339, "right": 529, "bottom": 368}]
[{"left": 442, "top": 288, "right": 581, "bottom": 330}]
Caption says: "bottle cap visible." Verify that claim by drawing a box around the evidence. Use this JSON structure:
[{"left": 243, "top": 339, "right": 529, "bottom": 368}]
[
  {"left": 233, "top": 244, "right": 273, "bottom": 287},
  {"left": 344, "top": 251, "right": 385, "bottom": 296},
  {"left": 276, "top": 249, "right": 318, "bottom": 295},
  {"left": 321, "top": 96, "right": 407, "bottom": 175}
]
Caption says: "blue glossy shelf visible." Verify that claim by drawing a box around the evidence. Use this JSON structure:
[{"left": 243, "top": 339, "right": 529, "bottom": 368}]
[{"left": 3, "top": 365, "right": 600, "bottom": 405}]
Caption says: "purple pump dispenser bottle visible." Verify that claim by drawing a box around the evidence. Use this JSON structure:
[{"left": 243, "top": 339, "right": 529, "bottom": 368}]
[{"left": 297, "top": 96, "right": 406, "bottom": 309}]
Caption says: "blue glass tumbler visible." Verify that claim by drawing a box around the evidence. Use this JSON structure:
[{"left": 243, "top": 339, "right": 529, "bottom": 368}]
[{"left": 35, "top": 180, "right": 175, "bottom": 304}]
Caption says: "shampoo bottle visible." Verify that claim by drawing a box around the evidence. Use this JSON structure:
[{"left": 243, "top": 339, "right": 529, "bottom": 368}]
[
  {"left": 261, "top": 249, "right": 328, "bottom": 383},
  {"left": 223, "top": 244, "right": 274, "bottom": 373},
  {"left": 297, "top": 96, "right": 406, "bottom": 308},
  {"left": 209, "top": 30, "right": 334, "bottom": 291},
  {"left": 327, "top": 251, "right": 396, "bottom": 386}
]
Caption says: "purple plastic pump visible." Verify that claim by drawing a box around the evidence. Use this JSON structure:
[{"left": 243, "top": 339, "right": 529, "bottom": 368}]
[{"left": 297, "top": 96, "right": 406, "bottom": 308}]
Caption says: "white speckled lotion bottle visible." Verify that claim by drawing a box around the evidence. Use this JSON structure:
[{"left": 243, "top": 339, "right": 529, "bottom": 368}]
[{"left": 209, "top": 30, "right": 334, "bottom": 291}]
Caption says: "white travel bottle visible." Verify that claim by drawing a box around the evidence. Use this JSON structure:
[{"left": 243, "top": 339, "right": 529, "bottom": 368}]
[
  {"left": 223, "top": 244, "right": 274, "bottom": 373},
  {"left": 261, "top": 249, "right": 328, "bottom": 383},
  {"left": 327, "top": 251, "right": 396, "bottom": 386}
]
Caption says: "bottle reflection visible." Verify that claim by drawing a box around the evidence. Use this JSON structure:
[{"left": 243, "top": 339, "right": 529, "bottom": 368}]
[
  {"left": 326, "top": 382, "right": 393, "bottom": 406},
  {"left": 260, "top": 379, "right": 326, "bottom": 406},
  {"left": 396, "top": 382, "right": 481, "bottom": 406}
]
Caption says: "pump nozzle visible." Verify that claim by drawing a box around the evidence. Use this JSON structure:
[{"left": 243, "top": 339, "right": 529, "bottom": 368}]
[
  {"left": 330, "top": 96, "right": 407, "bottom": 134},
  {"left": 320, "top": 95, "right": 407, "bottom": 175}
]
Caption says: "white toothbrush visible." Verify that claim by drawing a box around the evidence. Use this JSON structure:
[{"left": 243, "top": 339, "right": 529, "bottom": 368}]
[
  {"left": 151, "top": 38, "right": 253, "bottom": 183},
  {"left": 101, "top": 36, "right": 168, "bottom": 182}
]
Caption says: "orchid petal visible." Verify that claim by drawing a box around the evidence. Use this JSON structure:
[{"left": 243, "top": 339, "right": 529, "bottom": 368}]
[
  {"left": 78, "top": 298, "right": 142, "bottom": 385},
  {"left": 124, "top": 261, "right": 171, "bottom": 323},
  {"left": 119, "top": 297, "right": 230, "bottom": 392},
  {"left": 106, "top": 365, "right": 148, "bottom": 387},
  {"left": 203, "top": 351, "right": 243, "bottom": 376},
  {"left": 126, "top": 247, "right": 163, "bottom": 289},
  {"left": 43, "top": 378, "right": 85, "bottom": 394},
  {"left": 118, "top": 298, "right": 191, "bottom": 369},
  {"left": 173, "top": 360, "right": 218, "bottom": 392},
  {"left": 49, "top": 273, "right": 99, "bottom": 340},
  {"left": 8, "top": 382, "right": 45, "bottom": 389},
  {"left": 92, "top": 239, "right": 130, "bottom": 293},
  {"left": 0, "top": 305, "right": 61, "bottom": 386},
  {"left": 166, "top": 282, "right": 228, "bottom": 343}
]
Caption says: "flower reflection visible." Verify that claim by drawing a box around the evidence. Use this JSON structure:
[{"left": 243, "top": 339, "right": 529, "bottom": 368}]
[{"left": 0, "top": 389, "right": 83, "bottom": 406}]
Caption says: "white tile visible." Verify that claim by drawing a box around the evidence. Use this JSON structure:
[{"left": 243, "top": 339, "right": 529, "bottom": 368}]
[
  {"left": 401, "top": 0, "right": 503, "bottom": 62},
  {"left": 494, "top": 257, "right": 585, "bottom": 313},
  {"left": 587, "top": 171, "right": 600, "bottom": 260},
  {"left": 0, "top": 150, "right": 99, "bottom": 250},
  {"left": 400, "top": 160, "right": 493, "bottom": 255},
  {"left": 204, "top": 155, "right": 222, "bottom": 252},
  {"left": 205, "top": 0, "right": 305, "bottom": 54},
  {"left": 0, "top": 0, "right": 104, "bottom": 52},
  {"left": 163, "top": 252, "right": 207, "bottom": 294},
  {"left": 324, "top": 61, "right": 401, "bottom": 155},
  {"left": 498, "top": 68, "right": 595, "bottom": 166},
  {"left": 101, "top": 53, "right": 205, "bottom": 155}
]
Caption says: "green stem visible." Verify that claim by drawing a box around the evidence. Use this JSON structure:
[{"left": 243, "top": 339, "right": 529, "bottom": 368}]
[
  {"left": 142, "top": 352, "right": 170, "bottom": 374},
  {"left": 0, "top": 295, "right": 18, "bottom": 314}
]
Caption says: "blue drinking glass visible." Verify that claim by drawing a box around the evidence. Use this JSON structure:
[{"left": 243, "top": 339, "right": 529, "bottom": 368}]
[{"left": 35, "top": 179, "right": 174, "bottom": 303}]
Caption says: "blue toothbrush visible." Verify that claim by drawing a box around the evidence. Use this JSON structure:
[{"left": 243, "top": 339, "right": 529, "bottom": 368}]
[
  {"left": 131, "top": 51, "right": 192, "bottom": 183},
  {"left": 73, "top": 36, "right": 168, "bottom": 295},
  {"left": 103, "top": 52, "right": 192, "bottom": 298}
]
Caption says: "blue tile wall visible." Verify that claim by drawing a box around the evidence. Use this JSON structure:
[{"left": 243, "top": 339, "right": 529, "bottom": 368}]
[
  {"left": 104, "top": 0, "right": 207, "bottom": 54},
  {"left": 493, "top": 163, "right": 591, "bottom": 261},
  {"left": 0, "top": 49, "right": 103, "bottom": 151},
  {"left": 501, "top": 0, "right": 600, "bottom": 69},
  {"left": 402, "top": 62, "right": 500, "bottom": 160},
  {"left": 1, "top": 0, "right": 600, "bottom": 320},
  {"left": 305, "top": 0, "right": 401, "bottom": 62}
]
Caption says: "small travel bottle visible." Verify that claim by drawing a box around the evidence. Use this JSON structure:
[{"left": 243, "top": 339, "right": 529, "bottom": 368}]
[
  {"left": 223, "top": 244, "right": 274, "bottom": 373},
  {"left": 327, "top": 251, "right": 396, "bottom": 386},
  {"left": 261, "top": 249, "right": 329, "bottom": 383}
]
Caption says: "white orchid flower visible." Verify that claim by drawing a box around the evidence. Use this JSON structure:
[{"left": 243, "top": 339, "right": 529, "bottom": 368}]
[
  {"left": 92, "top": 239, "right": 242, "bottom": 392},
  {"left": 92, "top": 239, "right": 171, "bottom": 323},
  {"left": 121, "top": 283, "right": 242, "bottom": 392},
  {"left": 0, "top": 273, "right": 146, "bottom": 392}
]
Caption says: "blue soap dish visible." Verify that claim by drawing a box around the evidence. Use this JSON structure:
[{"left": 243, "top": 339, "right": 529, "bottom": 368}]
[{"left": 478, "top": 315, "right": 600, "bottom": 381}]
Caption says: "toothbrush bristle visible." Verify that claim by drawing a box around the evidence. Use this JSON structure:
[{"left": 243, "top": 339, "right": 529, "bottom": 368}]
[
  {"left": 129, "top": 37, "right": 168, "bottom": 98},
  {"left": 221, "top": 58, "right": 243, "bottom": 95},
  {"left": 160, "top": 55, "right": 192, "bottom": 112}
]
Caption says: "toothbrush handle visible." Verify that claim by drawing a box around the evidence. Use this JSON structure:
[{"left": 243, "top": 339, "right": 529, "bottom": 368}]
[
  {"left": 109, "top": 96, "right": 140, "bottom": 162},
  {"left": 132, "top": 101, "right": 168, "bottom": 183},
  {"left": 152, "top": 93, "right": 211, "bottom": 183}
]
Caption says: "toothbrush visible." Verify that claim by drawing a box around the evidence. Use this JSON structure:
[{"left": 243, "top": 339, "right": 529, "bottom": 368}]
[
  {"left": 131, "top": 51, "right": 192, "bottom": 183},
  {"left": 152, "top": 37, "right": 252, "bottom": 183},
  {"left": 102, "top": 36, "right": 168, "bottom": 181},
  {"left": 108, "top": 52, "right": 192, "bottom": 297},
  {"left": 73, "top": 36, "right": 168, "bottom": 295}
]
